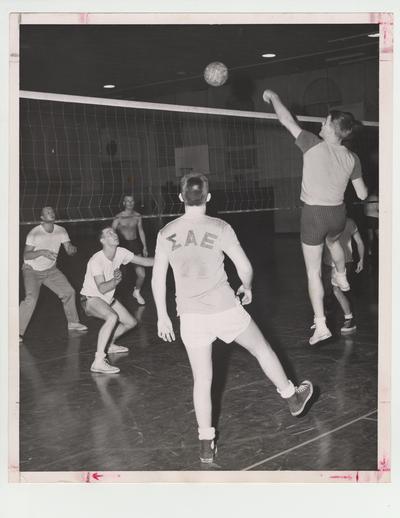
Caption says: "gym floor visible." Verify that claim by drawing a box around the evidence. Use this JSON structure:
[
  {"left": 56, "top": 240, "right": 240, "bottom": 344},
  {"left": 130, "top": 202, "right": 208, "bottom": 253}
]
[{"left": 18, "top": 214, "right": 378, "bottom": 472}]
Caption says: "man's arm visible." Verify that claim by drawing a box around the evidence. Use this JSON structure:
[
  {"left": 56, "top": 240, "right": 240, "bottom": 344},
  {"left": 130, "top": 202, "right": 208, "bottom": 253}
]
[
  {"left": 137, "top": 217, "right": 148, "bottom": 257},
  {"left": 353, "top": 230, "right": 365, "bottom": 273},
  {"left": 23, "top": 244, "right": 57, "bottom": 261},
  {"left": 111, "top": 217, "right": 120, "bottom": 231},
  {"left": 352, "top": 178, "right": 368, "bottom": 200},
  {"left": 94, "top": 270, "right": 122, "bottom": 295},
  {"left": 62, "top": 241, "right": 77, "bottom": 256},
  {"left": 151, "top": 248, "right": 175, "bottom": 341},
  {"left": 263, "top": 89, "right": 302, "bottom": 138},
  {"left": 130, "top": 255, "right": 154, "bottom": 267},
  {"left": 224, "top": 244, "right": 254, "bottom": 305}
]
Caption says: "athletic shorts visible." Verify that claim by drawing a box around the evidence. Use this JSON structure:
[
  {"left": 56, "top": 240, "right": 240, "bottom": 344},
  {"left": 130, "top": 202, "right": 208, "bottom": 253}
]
[
  {"left": 301, "top": 204, "right": 346, "bottom": 246},
  {"left": 120, "top": 238, "right": 142, "bottom": 256},
  {"left": 80, "top": 294, "right": 115, "bottom": 316},
  {"left": 366, "top": 216, "right": 378, "bottom": 230},
  {"left": 180, "top": 301, "right": 251, "bottom": 349}
]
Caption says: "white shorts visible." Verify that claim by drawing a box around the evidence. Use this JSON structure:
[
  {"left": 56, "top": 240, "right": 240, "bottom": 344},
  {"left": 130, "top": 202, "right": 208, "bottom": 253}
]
[{"left": 180, "top": 301, "right": 251, "bottom": 349}]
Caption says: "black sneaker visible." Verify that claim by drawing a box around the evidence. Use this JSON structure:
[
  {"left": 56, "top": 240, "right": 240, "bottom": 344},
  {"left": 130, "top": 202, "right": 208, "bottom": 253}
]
[
  {"left": 286, "top": 380, "right": 314, "bottom": 416},
  {"left": 199, "top": 440, "right": 216, "bottom": 464},
  {"left": 341, "top": 318, "right": 357, "bottom": 335}
]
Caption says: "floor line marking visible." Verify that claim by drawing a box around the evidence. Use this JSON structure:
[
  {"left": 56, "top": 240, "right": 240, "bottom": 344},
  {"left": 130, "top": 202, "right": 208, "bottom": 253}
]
[{"left": 242, "top": 409, "right": 377, "bottom": 471}]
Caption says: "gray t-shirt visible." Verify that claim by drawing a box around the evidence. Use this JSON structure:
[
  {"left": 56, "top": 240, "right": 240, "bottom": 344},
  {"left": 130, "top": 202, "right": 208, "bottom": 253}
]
[{"left": 296, "top": 130, "right": 362, "bottom": 206}]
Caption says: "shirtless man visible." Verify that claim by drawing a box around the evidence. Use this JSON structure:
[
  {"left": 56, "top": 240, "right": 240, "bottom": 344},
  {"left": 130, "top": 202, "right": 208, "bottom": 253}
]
[{"left": 112, "top": 195, "right": 148, "bottom": 304}]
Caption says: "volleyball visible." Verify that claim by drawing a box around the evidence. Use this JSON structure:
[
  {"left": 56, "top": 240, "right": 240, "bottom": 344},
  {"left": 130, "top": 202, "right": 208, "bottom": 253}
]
[{"left": 203, "top": 61, "right": 228, "bottom": 87}]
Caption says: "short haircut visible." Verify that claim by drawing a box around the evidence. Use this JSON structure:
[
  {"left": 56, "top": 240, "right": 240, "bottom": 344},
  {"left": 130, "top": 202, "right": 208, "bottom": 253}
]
[
  {"left": 123, "top": 195, "right": 134, "bottom": 202},
  {"left": 329, "top": 110, "right": 357, "bottom": 140},
  {"left": 180, "top": 173, "right": 209, "bottom": 206},
  {"left": 99, "top": 226, "right": 112, "bottom": 241}
]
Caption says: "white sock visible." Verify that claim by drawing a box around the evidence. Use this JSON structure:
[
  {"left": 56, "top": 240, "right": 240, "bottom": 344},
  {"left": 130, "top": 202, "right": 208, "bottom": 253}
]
[
  {"left": 314, "top": 316, "right": 328, "bottom": 330},
  {"left": 198, "top": 427, "right": 215, "bottom": 441},
  {"left": 95, "top": 352, "right": 106, "bottom": 360},
  {"left": 344, "top": 313, "right": 353, "bottom": 320},
  {"left": 277, "top": 380, "right": 296, "bottom": 399}
]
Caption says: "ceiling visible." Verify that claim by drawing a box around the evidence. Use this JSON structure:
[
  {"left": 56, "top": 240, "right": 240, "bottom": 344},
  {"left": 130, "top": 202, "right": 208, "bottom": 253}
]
[{"left": 20, "top": 24, "right": 379, "bottom": 102}]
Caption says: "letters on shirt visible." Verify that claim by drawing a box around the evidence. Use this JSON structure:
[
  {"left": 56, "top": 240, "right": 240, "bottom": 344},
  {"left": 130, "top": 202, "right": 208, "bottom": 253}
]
[{"left": 166, "top": 231, "right": 218, "bottom": 251}]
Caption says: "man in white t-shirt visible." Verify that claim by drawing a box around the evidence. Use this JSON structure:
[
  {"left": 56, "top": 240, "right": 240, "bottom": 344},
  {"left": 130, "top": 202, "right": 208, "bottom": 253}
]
[
  {"left": 152, "top": 173, "right": 314, "bottom": 464},
  {"left": 20, "top": 206, "right": 88, "bottom": 341},
  {"left": 80, "top": 227, "right": 154, "bottom": 374}
]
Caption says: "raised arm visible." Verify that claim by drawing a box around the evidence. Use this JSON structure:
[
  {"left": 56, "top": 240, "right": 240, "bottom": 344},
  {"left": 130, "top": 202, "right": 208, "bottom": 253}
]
[
  {"left": 137, "top": 216, "right": 148, "bottom": 256},
  {"left": 224, "top": 243, "right": 254, "bottom": 305},
  {"left": 151, "top": 247, "right": 175, "bottom": 341},
  {"left": 263, "top": 89, "right": 302, "bottom": 138}
]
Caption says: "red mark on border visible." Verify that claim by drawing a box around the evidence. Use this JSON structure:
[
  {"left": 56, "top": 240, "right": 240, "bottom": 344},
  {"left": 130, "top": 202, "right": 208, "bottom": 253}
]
[
  {"left": 329, "top": 475, "right": 353, "bottom": 480},
  {"left": 79, "top": 13, "right": 89, "bottom": 24},
  {"left": 379, "top": 456, "right": 390, "bottom": 472},
  {"left": 356, "top": 471, "right": 359, "bottom": 482},
  {"left": 92, "top": 472, "right": 103, "bottom": 481}
]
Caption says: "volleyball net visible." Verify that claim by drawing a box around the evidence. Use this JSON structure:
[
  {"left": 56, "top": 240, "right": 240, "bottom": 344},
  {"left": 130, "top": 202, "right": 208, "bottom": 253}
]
[{"left": 19, "top": 91, "right": 378, "bottom": 225}]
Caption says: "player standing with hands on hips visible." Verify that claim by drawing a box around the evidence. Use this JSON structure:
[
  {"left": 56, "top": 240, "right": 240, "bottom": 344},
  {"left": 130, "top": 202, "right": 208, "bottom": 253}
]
[
  {"left": 263, "top": 89, "right": 368, "bottom": 345},
  {"left": 152, "top": 173, "right": 314, "bottom": 464}
]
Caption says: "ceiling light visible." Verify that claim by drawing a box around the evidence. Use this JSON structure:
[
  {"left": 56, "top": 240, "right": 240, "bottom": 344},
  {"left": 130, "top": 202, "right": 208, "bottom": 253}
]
[
  {"left": 262, "top": 53, "right": 276, "bottom": 58},
  {"left": 368, "top": 33, "right": 380, "bottom": 38},
  {"left": 103, "top": 84, "right": 116, "bottom": 89}
]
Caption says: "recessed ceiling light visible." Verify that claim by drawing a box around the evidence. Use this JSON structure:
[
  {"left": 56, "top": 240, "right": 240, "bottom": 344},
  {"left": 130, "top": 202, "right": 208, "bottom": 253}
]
[
  {"left": 368, "top": 33, "right": 380, "bottom": 38},
  {"left": 262, "top": 53, "right": 276, "bottom": 58},
  {"left": 103, "top": 84, "right": 116, "bottom": 89}
]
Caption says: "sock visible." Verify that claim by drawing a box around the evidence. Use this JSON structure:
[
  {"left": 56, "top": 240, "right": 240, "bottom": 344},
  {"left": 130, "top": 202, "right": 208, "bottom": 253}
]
[
  {"left": 277, "top": 380, "right": 296, "bottom": 399},
  {"left": 95, "top": 352, "right": 106, "bottom": 359},
  {"left": 198, "top": 427, "right": 215, "bottom": 441},
  {"left": 344, "top": 313, "right": 353, "bottom": 320}
]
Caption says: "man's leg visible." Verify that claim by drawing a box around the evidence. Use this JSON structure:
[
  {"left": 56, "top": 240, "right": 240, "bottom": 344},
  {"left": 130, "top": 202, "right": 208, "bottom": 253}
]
[
  {"left": 133, "top": 265, "right": 146, "bottom": 304},
  {"left": 332, "top": 286, "right": 352, "bottom": 316},
  {"left": 43, "top": 268, "right": 80, "bottom": 324},
  {"left": 234, "top": 319, "right": 291, "bottom": 392},
  {"left": 301, "top": 242, "right": 332, "bottom": 344},
  {"left": 234, "top": 318, "right": 313, "bottom": 416},
  {"left": 19, "top": 266, "right": 42, "bottom": 336},
  {"left": 108, "top": 300, "right": 137, "bottom": 344},
  {"left": 325, "top": 235, "right": 345, "bottom": 274},
  {"left": 84, "top": 297, "right": 120, "bottom": 374}
]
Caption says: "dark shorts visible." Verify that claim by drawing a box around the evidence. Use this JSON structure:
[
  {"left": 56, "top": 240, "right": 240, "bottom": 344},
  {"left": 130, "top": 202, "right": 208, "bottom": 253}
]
[
  {"left": 301, "top": 204, "right": 346, "bottom": 246},
  {"left": 366, "top": 216, "right": 378, "bottom": 230},
  {"left": 120, "top": 238, "right": 142, "bottom": 256}
]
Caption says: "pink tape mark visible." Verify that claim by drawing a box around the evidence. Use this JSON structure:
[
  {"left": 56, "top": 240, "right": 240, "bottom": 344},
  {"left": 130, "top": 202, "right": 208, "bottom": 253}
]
[
  {"left": 379, "top": 456, "right": 390, "bottom": 472},
  {"left": 369, "top": 12, "right": 393, "bottom": 54},
  {"left": 329, "top": 475, "right": 353, "bottom": 480},
  {"left": 79, "top": 13, "right": 89, "bottom": 24}
]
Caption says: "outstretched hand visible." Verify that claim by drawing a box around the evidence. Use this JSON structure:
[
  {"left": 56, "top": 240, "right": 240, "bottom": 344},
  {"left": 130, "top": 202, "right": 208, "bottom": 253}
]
[
  {"left": 157, "top": 316, "right": 175, "bottom": 342},
  {"left": 262, "top": 89, "right": 277, "bottom": 104},
  {"left": 236, "top": 285, "right": 252, "bottom": 305}
]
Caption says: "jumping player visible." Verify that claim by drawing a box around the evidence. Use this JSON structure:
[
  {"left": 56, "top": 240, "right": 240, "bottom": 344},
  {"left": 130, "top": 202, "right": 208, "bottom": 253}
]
[
  {"left": 19, "top": 206, "right": 88, "bottom": 342},
  {"left": 80, "top": 227, "right": 154, "bottom": 374},
  {"left": 112, "top": 195, "right": 148, "bottom": 305},
  {"left": 151, "top": 173, "right": 314, "bottom": 464},
  {"left": 263, "top": 89, "right": 368, "bottom": 345}
]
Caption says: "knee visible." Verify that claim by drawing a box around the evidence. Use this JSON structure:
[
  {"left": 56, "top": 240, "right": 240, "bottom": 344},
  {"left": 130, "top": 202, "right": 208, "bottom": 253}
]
[
  {"left": 127, "top": 316, "right": 137, "bottom": 330},
  {"left": 306, "top": 268, "right": 321, "bottom": 281},
  {"left": 136, "top": 269, "right": 145, "bottom": 280},
  {"left": 106, "top": 312, "right": 118, "bottom": 325},
  {"left": 62, "top": 286, "right": 75, "bottom": 299},
  {"left": 23, "top": 293, "right": 39, "bottom": 307}
]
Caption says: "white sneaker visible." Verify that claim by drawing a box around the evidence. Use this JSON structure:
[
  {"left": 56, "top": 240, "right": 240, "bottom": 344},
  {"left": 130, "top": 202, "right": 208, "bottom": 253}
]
[
  {"left": 331, "top": 268, "right": 350, "bottom": 292},
  {"left": 90, "top": 357, "right": 120, "bottom": 374},
  {"left": 68, "top": 322, "right": 88, "bottom": 331},
  {"left": 108, "top": 343, "right": 129, "bottom": 354},
  {"left": 133, "top": 289, "right": 146, "bottom": 305},
  {"left": 309, "top": 327, "right": 332, "bottom": 346}
]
